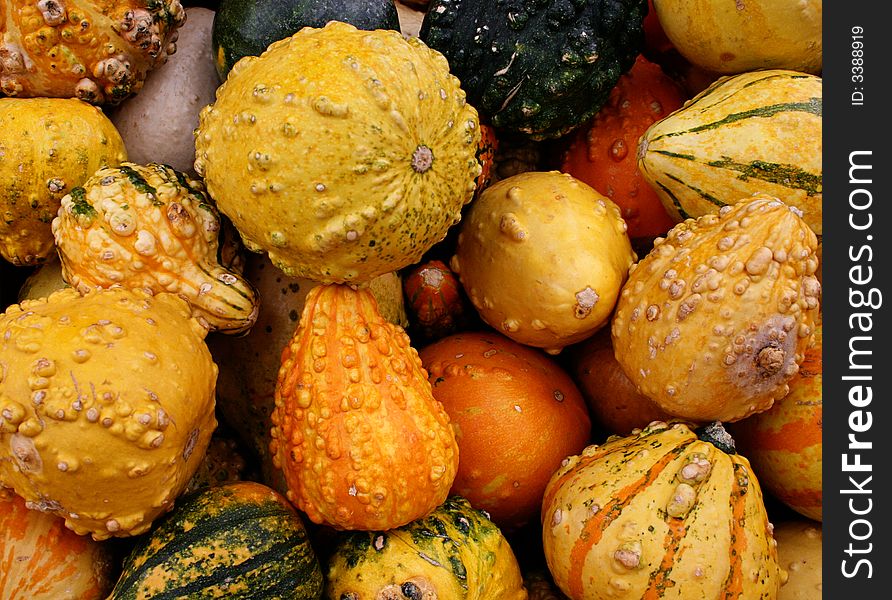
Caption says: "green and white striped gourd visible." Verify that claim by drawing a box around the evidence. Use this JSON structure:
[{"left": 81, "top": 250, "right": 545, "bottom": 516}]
[{"left": 638, "top": 69, "right": 822, "bottom": 234}]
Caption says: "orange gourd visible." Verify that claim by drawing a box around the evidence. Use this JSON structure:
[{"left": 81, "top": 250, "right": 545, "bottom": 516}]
[
  {"left": 0, "top": 494, "right": 114, "bottom": 599},
  {"left": 403, "top": 259, "right": 474, "bottom": 344},
  {"left": 475, "top": 123, "right": 499, "bottom": 195},
  {"left": 0, "top": 0, "right": 185, "bottom": 104},
  {"left": 560, "top": 55, "right": 686, "bottom": 239},
  {"left": 270, "top": 283, "right": 459, "bottom": 530},
  {"left": 567, "top": 328, "right": 673, "bottom": 436},
  {"left": 419, "top": 331, "right": 591, "bottom": 529},
  {"left": 731, "top": 323, "right": 823, "bottom": 521}
]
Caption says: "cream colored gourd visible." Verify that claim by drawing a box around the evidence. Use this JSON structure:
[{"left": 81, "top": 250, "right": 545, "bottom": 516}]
[
  {"left": 194, "top": 21, "right": 481, "bottom": 284},
  {"left": 611, "top": 195, "right": 820, "bottom": 422},
  {"left": 52, "top": 162, "right": 259, "bottom": 335},
  {"left": 0, "top": 287, "right": 217, "bottom": 540},
  {"left": 638, "top": 69, "right": 822, "bottom": 234},
  {"left": 110, "top": 7, "right": 219, "bottom": 174},
  {"left": 0, "top": 98, "right": 127, "bottom": 266},
  {"left": 652, "top": 0, "right": 822, "bottom": 74},
  {"left": 451, "top": 171, "right": 636, "bottom": 354},
  {"left": 542, "top": 421, "right": 783, "bottom": 600}
]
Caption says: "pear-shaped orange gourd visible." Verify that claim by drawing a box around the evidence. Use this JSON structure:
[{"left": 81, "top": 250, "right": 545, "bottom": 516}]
[{"left": 270, "top": 283, "right": 459, "bottom": 530}]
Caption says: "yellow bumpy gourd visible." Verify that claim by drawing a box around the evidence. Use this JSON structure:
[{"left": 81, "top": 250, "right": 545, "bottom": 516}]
[
  {"left": 194, "top": 21, "right": 481, "bottom": 284},
  {"left": 0, "top": 287, "right": 217, "bottom": 540}
]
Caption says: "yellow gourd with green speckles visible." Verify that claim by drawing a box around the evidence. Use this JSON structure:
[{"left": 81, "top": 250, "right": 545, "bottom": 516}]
[
  {"left": 0, "top": 287, "right": 217, "bottom": 540},
  {"left": 52, "top": 162, "right": 259, "bottom": 335},
  {"left": 194, "top": 21, "right": 481, "bottom": 284},
  {"left": 0, "top": 98, "right": 127, "bottom": 266}
]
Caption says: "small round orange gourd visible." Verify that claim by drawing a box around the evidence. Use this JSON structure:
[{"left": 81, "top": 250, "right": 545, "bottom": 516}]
[
  {"left": 419, "top": 331, "right": 591, "bottom": 529},
  {"left": 567, "top": 328, "right": 673, "bottom": 436},
  {"left": 270, "top": 283, "right": 459, "bottom": 530}
]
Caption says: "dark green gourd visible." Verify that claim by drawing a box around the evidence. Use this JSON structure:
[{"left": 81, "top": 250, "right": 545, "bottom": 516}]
[
  {"left": 419, "top": 0, "right": 648, "bottom": 140},
  {"left": 212, "top": 0, "right": 401, "bottom": 80}
]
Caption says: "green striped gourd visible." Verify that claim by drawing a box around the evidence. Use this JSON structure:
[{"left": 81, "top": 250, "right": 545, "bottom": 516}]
[
  {"left": 108, "top": 481, "right": 323, "bottom": 599},
  {"left": 638, "top": 69, "right": 822, "bottom": 234},
  {"left": 541, "top": 421, "right": 783, "bottom": 600}
]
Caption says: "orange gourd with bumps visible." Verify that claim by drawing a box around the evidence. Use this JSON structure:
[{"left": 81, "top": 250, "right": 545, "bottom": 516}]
[{"left": 270, "top": 283, "right": 459, "bottom": 530}]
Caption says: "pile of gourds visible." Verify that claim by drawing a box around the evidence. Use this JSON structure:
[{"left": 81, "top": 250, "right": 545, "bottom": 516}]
[{"left": 0, "top": 1, "right": 822, "bottom": 599}]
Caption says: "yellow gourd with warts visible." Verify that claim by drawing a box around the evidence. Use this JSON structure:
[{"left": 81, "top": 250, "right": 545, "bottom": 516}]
[
  {"left": 542, "top": 421, "right": 784, "bottom": 600},
  {"left": 451, "top": 171, "right": 636, "bottom": 354},
  {"left": 0, "top": 287, "right": 217, "bottom": 540},
  {"left": 0, "top": 98, "right": 127, "bottom": 267},
  {"left": 611, "top": 195, "right": 820, "bottom": 422},
  {"left": 194, "top": 21, "right": 481, "bottom": 284},
  {"left": 52, "top": 162, "right": 259, "bottom": 335}
]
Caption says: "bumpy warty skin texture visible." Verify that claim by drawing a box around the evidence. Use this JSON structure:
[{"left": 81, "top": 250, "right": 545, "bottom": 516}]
[
  {"left": 52, "top": 162, "right": 259, "bottom": 335},
  {"left": 611, "top": 195, "right": 821, "bottom": 423},
  {"left": 419, "top": 0, "right": 648, "bottom": 139},
  {"left": 0, "top": 97, "right": 127, "bottom": 267},
  {"left": 270, "top": 284, "right": 459, "bottom": 531},
  {"left": 0, "top": 287, "right": 217, "bottom": 540},
  {"left": 0, "top": 0, "right": 186, "bottom": 104},
  {"left": 194, "top": 21, "right": 482, "bottom": 285}
]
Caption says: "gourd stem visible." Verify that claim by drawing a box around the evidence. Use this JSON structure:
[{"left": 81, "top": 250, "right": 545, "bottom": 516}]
[{"left": 696, "top": 421, "right": 736, "bottom": 454}]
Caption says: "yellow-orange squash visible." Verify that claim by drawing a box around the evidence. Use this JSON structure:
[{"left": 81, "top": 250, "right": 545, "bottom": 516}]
[
  {"left": 194, "top": 21, "right": 481, "bottom": 284},
  {"left": 325, "top": 496, "right": 528, "bottom": 600},
  {"left": 652, "top": 0, "right": 822, "bottom": 75},
  {"left": 451, "top": 171, "right": 636, "bottom": 354},
  {"left": 270, "top": 283, "right": 459, "bottom": 530},
  {"left": 52, "top": 162, "right": 259, "bottom": 335},
  {"left": 0, "top": 287, "right": 217, "bottom": 539},
  {"left": 209, "top": 252, "right": 407, "bottom": 495},
  {"left": 730, "top": 323, "right": 822, "bottom": 521},
  {"left": 542, "top": 421, "right": 783, "bottom": 600},
  {"left": 0, "top": 97, "right": 127, "bottom": 266},
  {"left": 0, "top": 493, "right": 114, "bottom": 599},
  {"left": 0, "top": 0, "right": 186, "bottom": 104},
  {"left": 611, "top": 195, "right": 821, "bottom": 422},
  {"left": 419, "top": 331, "right": 592, "bottom": 530},
  {"left": 774, "top": 518, "right": 822, "bottom": 600}
]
